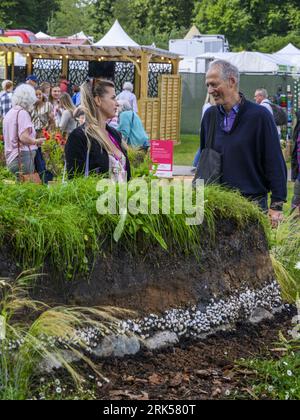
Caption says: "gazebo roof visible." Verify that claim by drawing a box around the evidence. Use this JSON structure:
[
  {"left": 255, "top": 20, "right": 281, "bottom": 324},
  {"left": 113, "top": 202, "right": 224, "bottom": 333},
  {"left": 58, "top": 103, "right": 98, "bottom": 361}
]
[
  {"left": 94, "top": 20, "right": 139, "bottom": 47},
  {"left": 0, "top": 20, "right": 180, "bottom": 62},
  {"left": 0, "top": 42, "right": 179, "bottom": 62}
]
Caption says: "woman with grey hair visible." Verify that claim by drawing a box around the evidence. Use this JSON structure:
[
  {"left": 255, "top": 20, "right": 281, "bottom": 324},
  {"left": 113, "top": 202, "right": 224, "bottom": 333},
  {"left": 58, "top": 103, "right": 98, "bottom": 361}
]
[
  {"left": 117, "top": 100, "right": 149, "bottom": 149},
  {"left": 3, "top": 84, "right": 45, "bottom": 176},
  {"left": 116, "top": 81, "right": 138, "bottom": 113}
]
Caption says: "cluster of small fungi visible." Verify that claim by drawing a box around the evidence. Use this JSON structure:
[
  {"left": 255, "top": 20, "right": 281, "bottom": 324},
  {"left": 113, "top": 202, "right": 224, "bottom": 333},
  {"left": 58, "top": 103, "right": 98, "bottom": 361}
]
[{"left": 121, "top": 280, "right": 283, "bottom": 339}]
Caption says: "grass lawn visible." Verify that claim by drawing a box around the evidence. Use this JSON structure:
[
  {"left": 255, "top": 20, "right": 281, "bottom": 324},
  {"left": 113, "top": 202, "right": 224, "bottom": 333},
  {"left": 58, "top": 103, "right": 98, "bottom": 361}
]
[{"left": 174, "top": 134, "right": 199, "bottom": 166}]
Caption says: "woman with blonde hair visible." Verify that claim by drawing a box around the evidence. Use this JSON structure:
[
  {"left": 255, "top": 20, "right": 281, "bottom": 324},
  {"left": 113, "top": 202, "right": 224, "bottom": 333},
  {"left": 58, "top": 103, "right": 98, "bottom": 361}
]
[
  {"left": 49, "top": 84, "right": 62, "bottom": 127},
  {"left": 65, "top": 78, "right": 131, "bottom": 181},
  {"left": 40, "top": 81, "right": 51, "bottom": 99},
  {"left": 59, "top": 92, "right": 77, "bottom": 135}
]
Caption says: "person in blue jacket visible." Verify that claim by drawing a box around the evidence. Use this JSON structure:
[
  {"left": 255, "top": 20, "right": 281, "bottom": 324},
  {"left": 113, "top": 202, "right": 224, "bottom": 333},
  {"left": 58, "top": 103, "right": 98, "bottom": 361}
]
[
  {"left": 117, "top": 100, "right": 149, "bottom": 150},
  {"left": 200, "top": 59, "right": 287, "bottom": 227}
]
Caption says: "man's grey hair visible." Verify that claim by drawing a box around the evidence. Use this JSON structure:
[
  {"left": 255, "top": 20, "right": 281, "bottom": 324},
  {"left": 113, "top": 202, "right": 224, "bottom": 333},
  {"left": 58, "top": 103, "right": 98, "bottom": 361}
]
[
  {"left": 12, "top": 84, "right": 37, "bottom": 111},
  {"left": 209, "top": 59, "right": 240, "bottom": 86},
  {"left": 255, "top": 88, "right": 268, "bottom": 99},
  {"left": 123, "top": 81, "right": 134, "bottom": 92}
]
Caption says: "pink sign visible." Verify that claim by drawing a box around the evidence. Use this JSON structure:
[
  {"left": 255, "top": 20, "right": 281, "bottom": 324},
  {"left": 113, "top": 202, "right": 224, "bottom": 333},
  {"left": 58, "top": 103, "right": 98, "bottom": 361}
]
[{"left": 150, "top": 140, "right": 174, "bottom": 178}]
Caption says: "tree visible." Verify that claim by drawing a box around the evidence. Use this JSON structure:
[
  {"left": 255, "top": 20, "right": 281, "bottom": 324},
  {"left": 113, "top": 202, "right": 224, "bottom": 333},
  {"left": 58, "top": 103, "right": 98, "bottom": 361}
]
[
  {"left": 0, "top": 1, "right": 18, "bottom": 29},
  {"left": 0, "top": 0, "right": 58, "bottom": 33},
  {"left": 194, "top": 0, "right": 254, "bottom": 49},
  {"left": 88, "top": 0, "right": 114, "bottom": 39},
  {"left": 194, "top": 0, "right": 300, "bottom": 51},
  {"left": 48, "top": 0, "right": 92, "bottom": 36}
]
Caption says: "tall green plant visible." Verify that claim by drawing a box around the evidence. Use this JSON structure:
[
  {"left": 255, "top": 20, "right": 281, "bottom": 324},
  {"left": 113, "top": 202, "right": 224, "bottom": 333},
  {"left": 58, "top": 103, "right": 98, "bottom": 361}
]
[
  {"left": 270, "top": 215, "right": 300, "bottom": 302},
  {"left": 0, "top": 273, "right": 132, "bottom": 400}
]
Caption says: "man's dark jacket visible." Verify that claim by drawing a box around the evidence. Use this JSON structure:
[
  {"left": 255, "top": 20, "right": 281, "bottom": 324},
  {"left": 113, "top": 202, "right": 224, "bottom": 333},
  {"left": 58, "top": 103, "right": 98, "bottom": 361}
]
[{"left": 200, "top": 97, "right": 287, "bottom": 204}]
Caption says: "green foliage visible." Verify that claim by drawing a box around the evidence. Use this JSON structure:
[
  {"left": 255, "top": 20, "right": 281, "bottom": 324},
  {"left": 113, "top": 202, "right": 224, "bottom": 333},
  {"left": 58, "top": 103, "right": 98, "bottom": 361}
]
[
  {"left": 270, "top": 215, "right": 300, "bottom": 303},
  {"left": 0, "top": 177, "right": 267, "bottom": 278},
  {"left": 0, "top": 274, "right": 129, "bottom": 400},
  {"left": 47, "top": 0, "right": 91, "bottom": 37},
  {"left": 0, "top": 0, "right": 59, "bottom": 33},
  {"left": 194, "top": 0, "right": 300, "bottom": 51},
  {"left": 253, "top": 33, "right": 300, "bottom": 53},
  {"left": 41, "top": 139, "right": 65, "bottom": 177},
  {"left": 237, "top": 329, "right": 300, "bottom": 400},
  {"left": 1, "top": 0, "right": 300, "bottom": 51}
]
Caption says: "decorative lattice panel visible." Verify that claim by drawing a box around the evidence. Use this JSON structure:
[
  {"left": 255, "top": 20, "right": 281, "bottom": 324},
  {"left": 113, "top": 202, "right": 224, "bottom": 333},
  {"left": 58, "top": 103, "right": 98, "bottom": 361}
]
[
  {"left": 114, "top": 62, "right": 135, "bottom": 95},
  {"left": 139, "top": 98, "right": 160, "bottom": 140},
  {"left": 158, "top": 75, "right": 182, "bottom": 143},
  {"left": 68, "top": 60, "right": 89, "bottom": 87},
  {"left": 148, "top": 63, "right": 172, "bottom": 98},
  {"left": 32, "top": 59, "right": 62, "bottom": 84}
]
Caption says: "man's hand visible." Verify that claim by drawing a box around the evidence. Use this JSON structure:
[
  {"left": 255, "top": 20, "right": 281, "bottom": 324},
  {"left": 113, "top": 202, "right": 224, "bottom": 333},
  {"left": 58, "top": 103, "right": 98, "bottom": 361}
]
[{"left": 268, "top": 209, "right": 284, "bottom": 228}]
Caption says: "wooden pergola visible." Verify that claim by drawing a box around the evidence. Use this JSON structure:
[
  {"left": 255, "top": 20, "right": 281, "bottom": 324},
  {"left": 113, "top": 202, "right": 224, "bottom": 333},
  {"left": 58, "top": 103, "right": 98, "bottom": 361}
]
[{"left": 0, "top": 42, "right": 182, "bottom": 142}]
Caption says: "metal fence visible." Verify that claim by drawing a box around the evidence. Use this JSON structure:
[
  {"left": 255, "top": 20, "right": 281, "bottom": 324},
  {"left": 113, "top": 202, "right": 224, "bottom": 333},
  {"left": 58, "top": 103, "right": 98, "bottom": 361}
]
[{"left": 181, "top": 73, "right": 299, "bottom": 134}]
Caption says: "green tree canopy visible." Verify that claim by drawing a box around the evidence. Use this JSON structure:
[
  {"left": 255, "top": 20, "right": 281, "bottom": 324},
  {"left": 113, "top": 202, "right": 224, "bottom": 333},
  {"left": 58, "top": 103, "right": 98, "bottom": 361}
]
[
  {"left": 0, "top": 0, "right": 299, "bottom": 52},
  {"left": 0, "top": 0, "right": 59, "bottom": 33}
]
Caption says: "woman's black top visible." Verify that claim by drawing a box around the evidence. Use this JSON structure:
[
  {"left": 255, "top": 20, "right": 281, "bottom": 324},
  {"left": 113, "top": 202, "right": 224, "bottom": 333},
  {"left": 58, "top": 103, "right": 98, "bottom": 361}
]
[{"left": 65, "top": 124, "right": 131, "bottom": 179}]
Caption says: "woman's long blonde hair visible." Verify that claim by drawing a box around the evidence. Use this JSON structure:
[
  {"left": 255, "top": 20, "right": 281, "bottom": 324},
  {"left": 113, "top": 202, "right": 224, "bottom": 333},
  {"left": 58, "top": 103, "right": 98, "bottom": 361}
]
[
  {"left": 60, "top": 92, "right": 76, "bottom": 114},
  {"left": 80, "top": 78, "right": 121, "bottom": 156}
]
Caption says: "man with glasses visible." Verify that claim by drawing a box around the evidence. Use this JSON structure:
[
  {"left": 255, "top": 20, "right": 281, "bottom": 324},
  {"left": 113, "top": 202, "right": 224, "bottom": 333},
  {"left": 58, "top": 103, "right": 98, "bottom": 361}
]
[{"left": 199, "top": 59, "right": 287, "bottom": 226}]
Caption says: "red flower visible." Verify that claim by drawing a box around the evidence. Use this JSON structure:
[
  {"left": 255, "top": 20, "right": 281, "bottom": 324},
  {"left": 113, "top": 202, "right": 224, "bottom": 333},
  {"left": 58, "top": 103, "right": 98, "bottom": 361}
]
[
  {"left": 55, "top": 132, "right": 66, "bottom": 146},
  {"left": 42, "top": 129, "right": 51, "bottom": 141}
]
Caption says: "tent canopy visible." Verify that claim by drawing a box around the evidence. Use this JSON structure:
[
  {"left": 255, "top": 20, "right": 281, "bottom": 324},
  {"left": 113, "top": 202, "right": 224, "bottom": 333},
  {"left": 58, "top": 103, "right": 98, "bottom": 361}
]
[
  {"left": 274, "top": 43, "right": 300, "bottom": 68},
  {"left": 35, "top": 31, "right": 53, "bottom": 39},
  {"left": 184, "top": 25, "right": 201, "bottom": 40},
  {"left": 276, "top": 43, "right": 300, "bottom": 55},
  {"left": 198, "top": 51, "right": 298, "bottom": 73},
  {"left": 68, "top": 31, "right": 90, "bottom": 40},
  {"left": 94, "top": 20, "right": 139, "bottom": 47}
]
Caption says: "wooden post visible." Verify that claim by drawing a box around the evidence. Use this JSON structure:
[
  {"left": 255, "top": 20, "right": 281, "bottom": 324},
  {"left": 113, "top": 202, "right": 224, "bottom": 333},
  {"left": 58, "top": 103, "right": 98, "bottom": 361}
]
[
  {"left": 171, "top": 59, "right": 180, "bottom": 75},
  {"left": 62, "top": 56, "right": 68, "bottom": 78},
  {"left": 4, "top": 53, "right": 8, "bottom": 79},
  {"left": 26, "top": 54, "right": 32, "bottom": 76},
  {"left": 134, "top": 63, "right": 141, "bottom": 101},
  {"left": 11, "top": 52, "right": 15, "bottom": 84},
  {"left": 140, "top": 52, "right": 150, "bottom": 100}
]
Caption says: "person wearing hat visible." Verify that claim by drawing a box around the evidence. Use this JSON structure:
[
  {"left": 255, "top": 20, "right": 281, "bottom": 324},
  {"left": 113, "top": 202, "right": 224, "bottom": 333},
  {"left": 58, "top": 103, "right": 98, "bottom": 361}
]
[{"left": 26, "top": 75, "right": 38, "bottom": 89}]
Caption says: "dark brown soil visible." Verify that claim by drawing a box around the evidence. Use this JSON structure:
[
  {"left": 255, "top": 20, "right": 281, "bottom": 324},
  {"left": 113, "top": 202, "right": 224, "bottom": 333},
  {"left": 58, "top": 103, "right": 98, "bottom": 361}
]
[
  {"left": 93, "top": 310, "right": 293, "bottom": 400},
  {"left": 26, "top": 219, "right": 274, "bottom": 317}
]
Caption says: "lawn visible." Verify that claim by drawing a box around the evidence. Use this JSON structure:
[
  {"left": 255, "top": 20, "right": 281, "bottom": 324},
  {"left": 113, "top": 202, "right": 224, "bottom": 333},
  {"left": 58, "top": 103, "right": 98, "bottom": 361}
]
[{"left": 174, "top": 134, "right": 199, "bottom": 166}]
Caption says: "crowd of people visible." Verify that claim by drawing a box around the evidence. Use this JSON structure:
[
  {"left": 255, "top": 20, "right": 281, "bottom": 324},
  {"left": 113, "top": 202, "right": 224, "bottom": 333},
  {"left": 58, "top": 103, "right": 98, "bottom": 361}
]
[
  {"left": 0, "top": 75, "right": 149, "bottom": 183},
  {"left": 0, "top": 59, "right": 300, "bottom": 223}
]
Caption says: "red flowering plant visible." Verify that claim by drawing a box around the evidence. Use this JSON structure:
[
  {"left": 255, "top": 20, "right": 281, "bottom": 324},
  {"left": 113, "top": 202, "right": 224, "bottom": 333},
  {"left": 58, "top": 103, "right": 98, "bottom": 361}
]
[{"left": 41, "top": 129, "right": 66, "bottom": 177}]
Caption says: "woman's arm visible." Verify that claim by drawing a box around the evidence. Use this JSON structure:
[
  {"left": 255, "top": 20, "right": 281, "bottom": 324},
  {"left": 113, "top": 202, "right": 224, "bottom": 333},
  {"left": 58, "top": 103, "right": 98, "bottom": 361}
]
[
  {"left": 20, "top": 128, "right": 44, "bottom": 146},
  {"left": 59, "top": 110, "right": 71, "bottom": 132}
]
